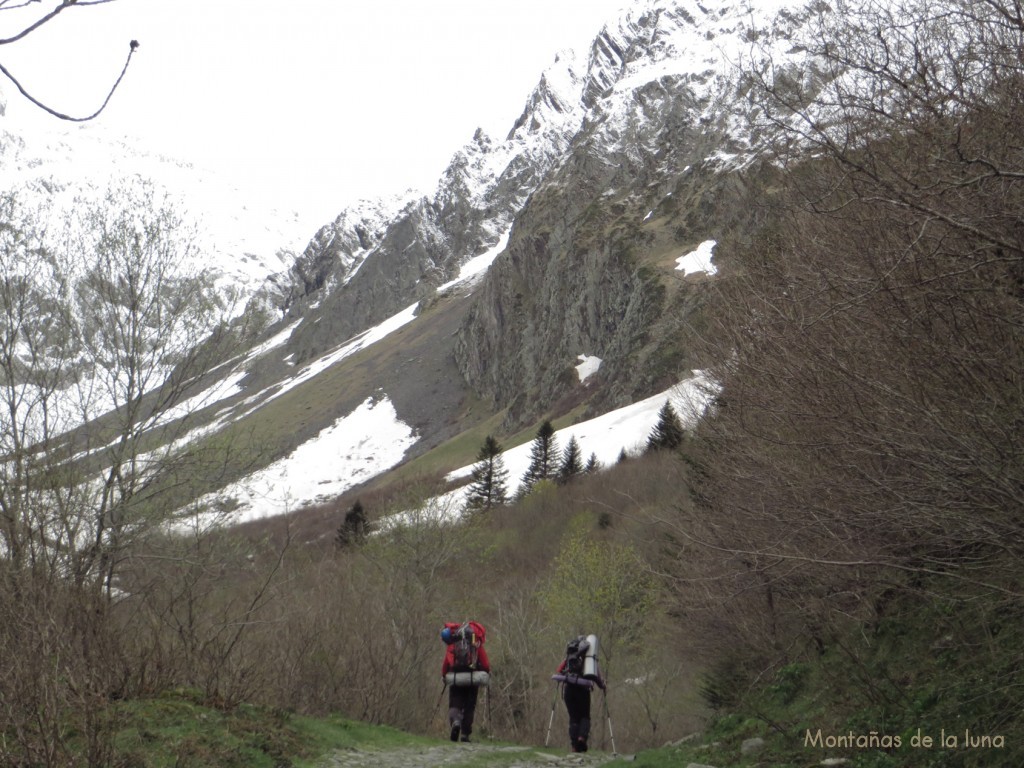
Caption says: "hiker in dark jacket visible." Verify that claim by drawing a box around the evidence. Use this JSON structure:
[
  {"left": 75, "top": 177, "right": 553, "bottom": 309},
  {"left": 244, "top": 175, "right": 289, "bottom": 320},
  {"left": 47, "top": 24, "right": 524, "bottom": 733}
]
[
  {"left": 554, "top": 636, "right": 606, "bottom": 753},
  {"left": 441, "top": 621, "right": 490, "bottom": 743}
]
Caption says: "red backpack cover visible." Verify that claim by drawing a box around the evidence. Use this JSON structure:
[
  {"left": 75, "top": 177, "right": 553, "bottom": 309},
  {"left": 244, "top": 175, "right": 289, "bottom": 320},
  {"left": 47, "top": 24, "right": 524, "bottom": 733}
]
[{"left": 441, "top": 621, "right": 490, "bottom": 675}]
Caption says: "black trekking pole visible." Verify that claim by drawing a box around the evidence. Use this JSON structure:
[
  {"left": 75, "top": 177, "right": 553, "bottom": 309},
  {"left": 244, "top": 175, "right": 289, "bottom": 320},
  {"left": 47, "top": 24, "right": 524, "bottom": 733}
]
[
  {"left": 486, "top": 683, "right": 492, "bottom": 736},
  {"left": 431, "top": 681, "right": 448, "bottom": 731},
  {"left": 543, "top": 681, "right": 560, "bottom": 747},
  {"left": 602, "top": 687, "right": 617, "bottom": 755}
]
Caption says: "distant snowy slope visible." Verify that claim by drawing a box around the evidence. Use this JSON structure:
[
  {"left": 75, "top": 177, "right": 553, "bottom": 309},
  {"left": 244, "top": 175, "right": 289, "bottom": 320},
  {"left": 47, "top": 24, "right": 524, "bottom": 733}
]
[{"left": 0, "top": 110, "right": 319, "bottom": 310}]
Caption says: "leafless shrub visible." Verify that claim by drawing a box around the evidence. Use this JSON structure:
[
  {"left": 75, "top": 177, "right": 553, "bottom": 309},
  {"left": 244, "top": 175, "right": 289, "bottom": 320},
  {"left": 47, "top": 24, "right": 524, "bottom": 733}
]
[{"left": 662, "top": 0, "right": 1024, "bottom": 686}]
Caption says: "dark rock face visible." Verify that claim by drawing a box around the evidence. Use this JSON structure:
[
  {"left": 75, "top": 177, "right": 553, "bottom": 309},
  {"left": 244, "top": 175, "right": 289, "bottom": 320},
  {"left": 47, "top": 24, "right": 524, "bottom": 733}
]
[
  {"left": 454, "top": 70, "right": 739, "bottom": 419},
  {"left": 280, "top": 91, "right": 583, "bottom": 363},
  {"left": 277, "top": 0, "right": 810, "bottom": 417},
  {"left": 450, "top": 0, "right": 815, "bottom": 425}
]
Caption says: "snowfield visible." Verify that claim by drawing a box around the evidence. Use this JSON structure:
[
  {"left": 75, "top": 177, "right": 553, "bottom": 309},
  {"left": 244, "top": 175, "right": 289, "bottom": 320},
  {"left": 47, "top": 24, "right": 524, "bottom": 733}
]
[
  {"left": 195, "top": 395, "right": 418, "bottom": 524},
  {"left": 380, "top": 370, "right": 719, "bottom": 530}
]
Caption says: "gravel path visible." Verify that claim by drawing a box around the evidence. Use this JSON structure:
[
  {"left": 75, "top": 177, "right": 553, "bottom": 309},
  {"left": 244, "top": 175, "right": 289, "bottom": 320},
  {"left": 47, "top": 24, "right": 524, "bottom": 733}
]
[{"left": 314, "top": 743, "right": 630, "bottom": 768}]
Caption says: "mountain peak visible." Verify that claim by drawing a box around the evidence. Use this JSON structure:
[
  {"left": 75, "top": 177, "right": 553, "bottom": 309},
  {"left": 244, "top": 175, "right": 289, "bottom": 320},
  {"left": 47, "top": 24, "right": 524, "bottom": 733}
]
[{"left": 506, "top": 48, "right": 587, "bottom": 143}]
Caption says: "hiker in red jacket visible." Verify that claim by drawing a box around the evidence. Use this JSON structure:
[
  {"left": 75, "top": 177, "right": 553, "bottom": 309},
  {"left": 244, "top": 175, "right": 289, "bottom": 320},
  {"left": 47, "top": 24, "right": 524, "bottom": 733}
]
[{"left": 440, "top": 620, "right": 490, "bottom": 743}]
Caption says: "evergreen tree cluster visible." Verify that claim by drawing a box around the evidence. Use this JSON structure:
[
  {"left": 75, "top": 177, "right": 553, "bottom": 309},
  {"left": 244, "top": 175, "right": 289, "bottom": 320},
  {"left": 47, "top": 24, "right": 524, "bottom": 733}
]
[{"left": 463, "top": 403, "right": 686, "bottom": 511}]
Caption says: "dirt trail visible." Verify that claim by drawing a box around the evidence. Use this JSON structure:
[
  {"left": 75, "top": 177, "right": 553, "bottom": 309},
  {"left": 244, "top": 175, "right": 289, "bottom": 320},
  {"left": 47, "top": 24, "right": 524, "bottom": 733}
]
[{"left": 314, "top": 743, "right": 629, "bottom": 768}]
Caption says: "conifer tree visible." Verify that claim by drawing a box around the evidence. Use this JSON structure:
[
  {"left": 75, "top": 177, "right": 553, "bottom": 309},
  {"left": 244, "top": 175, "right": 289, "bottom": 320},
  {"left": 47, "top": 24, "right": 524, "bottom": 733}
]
[
  {"left": 647, "top": 400, "right": 685, "bottom": 451},
  {"left": 336, "top": 499, "right": 368, "bottom": 548},
  {"left": 465, "top": 435, "right": 509, "bottom": 512},
  {"left": 557, "top": 436, "right": 585, "bottom": 484},
  {"left": 585, "top": 453, "right": 600, "bottom": 473},
  {"left": 520, "top": 420, "right": 559, "bottom": 495}
]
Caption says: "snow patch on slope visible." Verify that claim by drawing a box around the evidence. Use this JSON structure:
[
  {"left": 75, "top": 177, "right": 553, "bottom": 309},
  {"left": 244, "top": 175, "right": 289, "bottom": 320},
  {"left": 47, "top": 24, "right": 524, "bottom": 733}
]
[
  {"left": 446, "top": 370, "right": 719, "bottom": 499},
  {"left": 676, "top": 240, "right": 717, "bottom": 276},
  {"left": 438, "top": 230, "right": 511, "bottom": 292},
  {"left": 576, "top": 355, "right": 603, "bottom": 383},
  {"left": 198, "top": 396, "right": 417, "bottom": 524}
]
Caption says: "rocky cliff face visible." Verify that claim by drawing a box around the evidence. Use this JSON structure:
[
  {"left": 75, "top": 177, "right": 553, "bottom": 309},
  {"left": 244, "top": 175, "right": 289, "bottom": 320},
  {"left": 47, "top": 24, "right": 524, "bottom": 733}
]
[
  {"left": 281, "top": 0, "right": 812, "bottom": 415},
  {"left": 279, "top": 55, "right": 589, "bottom": 362},
  {"left": 276, "top": 3, "right": 660, "bottom": 364},
  {"left": 453, "top": 0, "right": 807, "bottom": 424}
]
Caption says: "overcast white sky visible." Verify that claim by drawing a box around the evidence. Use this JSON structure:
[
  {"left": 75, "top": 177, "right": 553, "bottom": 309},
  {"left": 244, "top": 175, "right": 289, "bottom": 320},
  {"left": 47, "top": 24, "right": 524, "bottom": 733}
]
[{"left": 1, "top": 1, "right": 628, "bottom": 223}]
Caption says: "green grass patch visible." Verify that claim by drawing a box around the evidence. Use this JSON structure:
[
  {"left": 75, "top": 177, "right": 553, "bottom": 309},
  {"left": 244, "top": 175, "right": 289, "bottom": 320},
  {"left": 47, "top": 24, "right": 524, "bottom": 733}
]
[
  {"left": 103, "top": 690, "right": 432, "bottom": 768},
  {"left": 618, "top": 588, "right": 1024, "bottom": 768}
]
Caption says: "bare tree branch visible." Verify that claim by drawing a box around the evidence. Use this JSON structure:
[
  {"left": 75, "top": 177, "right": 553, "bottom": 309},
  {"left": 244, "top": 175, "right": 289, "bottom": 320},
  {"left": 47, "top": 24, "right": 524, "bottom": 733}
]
[
  {"left": 0, "top": 40, "right": 136, "bottom": 121},
  {"left": 0, "top": 0, "right": 135, "bottom": 120}
]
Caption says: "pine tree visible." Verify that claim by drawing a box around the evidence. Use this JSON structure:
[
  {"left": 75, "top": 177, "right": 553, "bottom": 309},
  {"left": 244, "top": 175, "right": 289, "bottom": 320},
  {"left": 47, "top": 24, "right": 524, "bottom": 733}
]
[
  {"left": 520, "top": 420, "right": 559, "bottom": 495},
  {"left": 585, "top": 452, "right": 600, "bottom": 473},
  {"left": 647, "top": 400, "right": 685, "bottom": 451},
  {"left": 557, "top": 436, "right": 584, "bottom": 484},
  {"left": 465, "top": 435, "right": 509, "bottom": 512},
  {"left": 336, "top": 499, "right": 368, "bottom": 548}
]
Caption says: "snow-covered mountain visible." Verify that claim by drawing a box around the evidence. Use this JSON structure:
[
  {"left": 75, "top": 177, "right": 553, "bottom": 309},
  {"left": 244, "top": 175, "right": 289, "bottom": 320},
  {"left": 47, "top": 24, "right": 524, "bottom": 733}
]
[
  {"left": 0, "top": 98, "right": 318, "bottom": 312},
  {"left": 279, "top": 0, "right": 813, "bottom": 366},
  {"left": 0, "top": 0, "right": 824, "bottom": 525}
]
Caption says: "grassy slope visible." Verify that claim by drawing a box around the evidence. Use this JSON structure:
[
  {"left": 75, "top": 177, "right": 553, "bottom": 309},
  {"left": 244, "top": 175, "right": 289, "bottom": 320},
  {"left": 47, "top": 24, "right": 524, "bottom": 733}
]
[
  {"left": 105, "top": 690, "right": 583, "bottom": 768},
  {"left": 603, "top": 593, "right": 1024, "bottom": 768},
  {"left": 106, "top": 689, "right": 430, "bottom": 768}
]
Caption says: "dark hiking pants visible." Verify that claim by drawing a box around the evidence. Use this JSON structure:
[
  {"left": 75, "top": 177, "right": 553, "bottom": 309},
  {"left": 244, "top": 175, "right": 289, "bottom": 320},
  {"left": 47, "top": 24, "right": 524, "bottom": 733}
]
[
  {"left": 448, "top": 685, "right": 479, "bottom": 736},
  {"left": 563, "top": 682, "right": 592, "bottom": 750}
]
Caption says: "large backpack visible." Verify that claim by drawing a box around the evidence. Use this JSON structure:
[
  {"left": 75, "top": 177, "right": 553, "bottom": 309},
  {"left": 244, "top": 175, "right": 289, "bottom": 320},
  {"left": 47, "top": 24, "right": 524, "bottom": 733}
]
[{"left": 446, "top": 621, "right": 486, "bottom": 672}]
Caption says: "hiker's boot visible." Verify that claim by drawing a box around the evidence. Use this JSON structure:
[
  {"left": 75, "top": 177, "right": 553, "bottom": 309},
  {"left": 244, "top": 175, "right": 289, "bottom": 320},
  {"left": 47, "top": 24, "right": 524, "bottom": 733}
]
[{"left": 450, "top": 721, "right": 461, "bottom": 742}]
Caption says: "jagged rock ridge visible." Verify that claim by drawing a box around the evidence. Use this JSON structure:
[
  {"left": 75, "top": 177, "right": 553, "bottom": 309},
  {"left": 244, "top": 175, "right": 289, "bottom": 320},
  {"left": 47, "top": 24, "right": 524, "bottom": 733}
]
[
  {"left": 276, "top": 0, "right": 712, "bottom": 363},
  {"left": 275, "top": 0, "right": 816, "bottom": 423}
]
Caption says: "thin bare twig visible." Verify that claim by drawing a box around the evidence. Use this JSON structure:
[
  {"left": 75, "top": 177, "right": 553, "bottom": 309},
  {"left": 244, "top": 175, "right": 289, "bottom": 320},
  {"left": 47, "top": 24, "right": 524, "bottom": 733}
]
[{"left": 0, "top": 39, "right": 136, "bottom": 121}]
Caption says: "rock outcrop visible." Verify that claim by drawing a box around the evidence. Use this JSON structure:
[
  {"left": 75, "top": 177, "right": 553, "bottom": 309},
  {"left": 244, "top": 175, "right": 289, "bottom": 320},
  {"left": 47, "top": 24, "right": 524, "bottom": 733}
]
[{"left": 279, "top": 0, "right": 813, "bottom": 419}]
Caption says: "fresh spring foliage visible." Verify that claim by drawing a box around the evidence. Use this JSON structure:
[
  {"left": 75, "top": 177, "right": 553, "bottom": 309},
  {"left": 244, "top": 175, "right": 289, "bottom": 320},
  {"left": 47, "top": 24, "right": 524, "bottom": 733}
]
[{"left": 540, "top": 524, "right": 658, "bottom": 669}]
